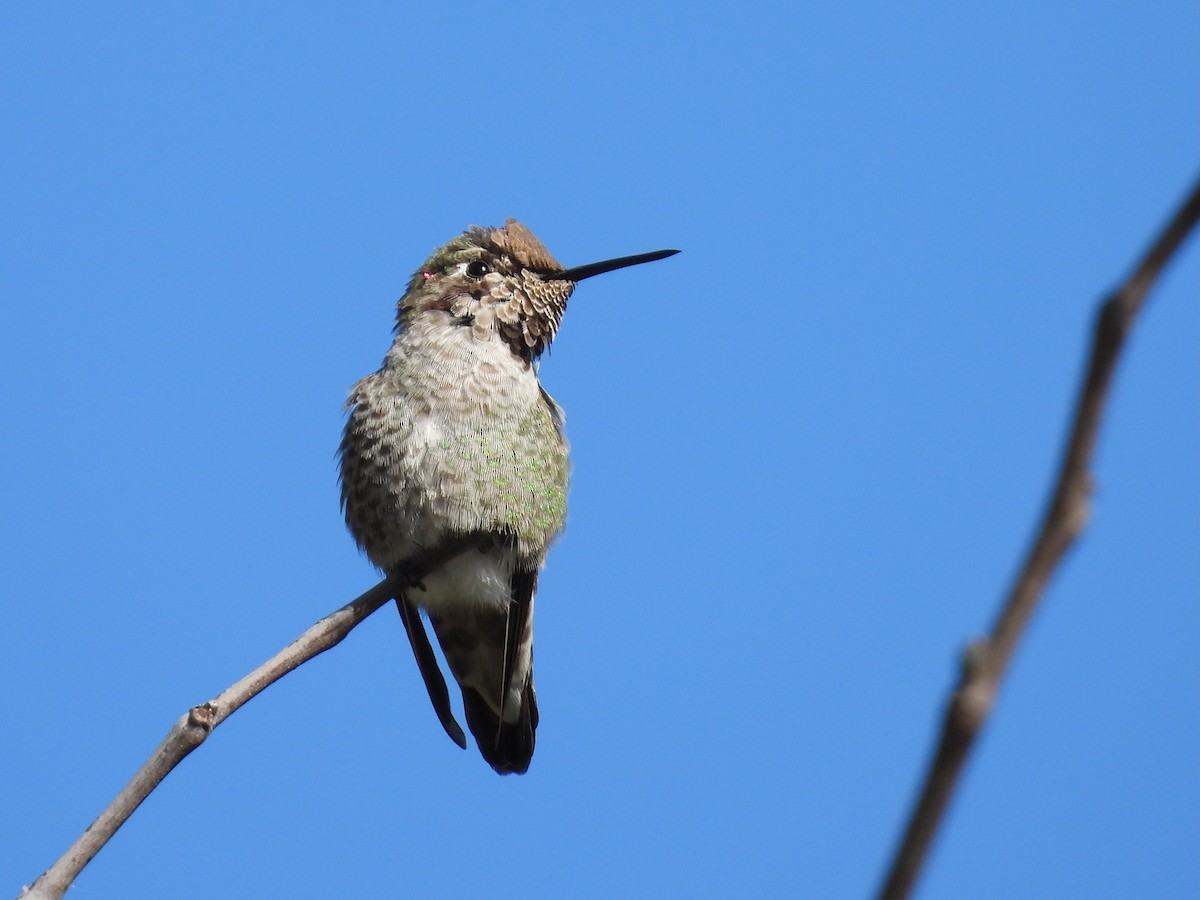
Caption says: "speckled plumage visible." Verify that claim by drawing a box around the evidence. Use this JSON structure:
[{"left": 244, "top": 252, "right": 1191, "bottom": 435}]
[
  {"left": 339, "top": 220, "right": 677, "bottom": 774},
  {"left": 339, "top": 220, "right": 571, "bottom": 774}
]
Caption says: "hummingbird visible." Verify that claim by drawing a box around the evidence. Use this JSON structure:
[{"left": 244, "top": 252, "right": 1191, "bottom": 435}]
[{"left": 338, "top": 219, "right": 678, "bottom": 774}]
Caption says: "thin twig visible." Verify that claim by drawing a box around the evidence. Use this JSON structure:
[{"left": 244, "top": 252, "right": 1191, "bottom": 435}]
[
  {"left": 877, "top": 173, "right": 1200, "bottom": 900},
  {"left": 20, "top": 536, "right": 482, "bottom": 900}
]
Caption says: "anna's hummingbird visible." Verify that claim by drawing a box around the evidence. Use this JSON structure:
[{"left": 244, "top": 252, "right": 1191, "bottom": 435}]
[{"left": 338, "top": 219, "right": 677, "bottom": 774}]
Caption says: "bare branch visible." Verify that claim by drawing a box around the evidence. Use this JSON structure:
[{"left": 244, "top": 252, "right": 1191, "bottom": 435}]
[
  {"left": 877, "top": 173, "right": 1200, "bottom": 900},
  {"left": 21, "top": 536, "right": 482, "bottom": 900}
]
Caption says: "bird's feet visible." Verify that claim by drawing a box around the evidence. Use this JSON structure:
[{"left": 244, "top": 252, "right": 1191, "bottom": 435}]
[{"left": 395, "top": 562, "right": 428, "bottom": 594}]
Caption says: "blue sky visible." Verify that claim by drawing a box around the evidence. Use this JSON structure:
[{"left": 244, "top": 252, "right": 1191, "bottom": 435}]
[{"left": 3, "top": 3, "right": 1197, "bottom": 898}]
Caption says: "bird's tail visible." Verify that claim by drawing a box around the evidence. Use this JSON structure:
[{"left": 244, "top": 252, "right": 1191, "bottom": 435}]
[
  {"left": 427, "top": 566, "right": 540, "bottom": 774},
  {"left": 462, "top": 675, "right": 539, "bottom": 775}
]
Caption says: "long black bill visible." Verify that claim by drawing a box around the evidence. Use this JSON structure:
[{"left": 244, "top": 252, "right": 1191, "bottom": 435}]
[{"left": 543, "top": 248, "right": 680, "bottom": 283}]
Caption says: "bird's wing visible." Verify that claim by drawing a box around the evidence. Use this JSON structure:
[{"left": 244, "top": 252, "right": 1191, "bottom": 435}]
[{"left": 395, "top": 594, "right": 467, "bottom": 749}]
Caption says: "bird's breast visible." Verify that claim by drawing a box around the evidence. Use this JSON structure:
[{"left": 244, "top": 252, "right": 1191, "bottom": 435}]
[{"left": 344, "top": 324, "right": 569, "bottom": 569}]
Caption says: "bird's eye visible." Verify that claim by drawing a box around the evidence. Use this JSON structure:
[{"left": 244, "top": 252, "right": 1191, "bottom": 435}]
[{"left": 465, "top": 260, "right": 491, "bottom": 278}]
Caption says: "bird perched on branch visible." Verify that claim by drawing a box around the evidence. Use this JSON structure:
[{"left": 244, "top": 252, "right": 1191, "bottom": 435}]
[{"left": 339, "top": 219, "right": 678, "bottom": 773}]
